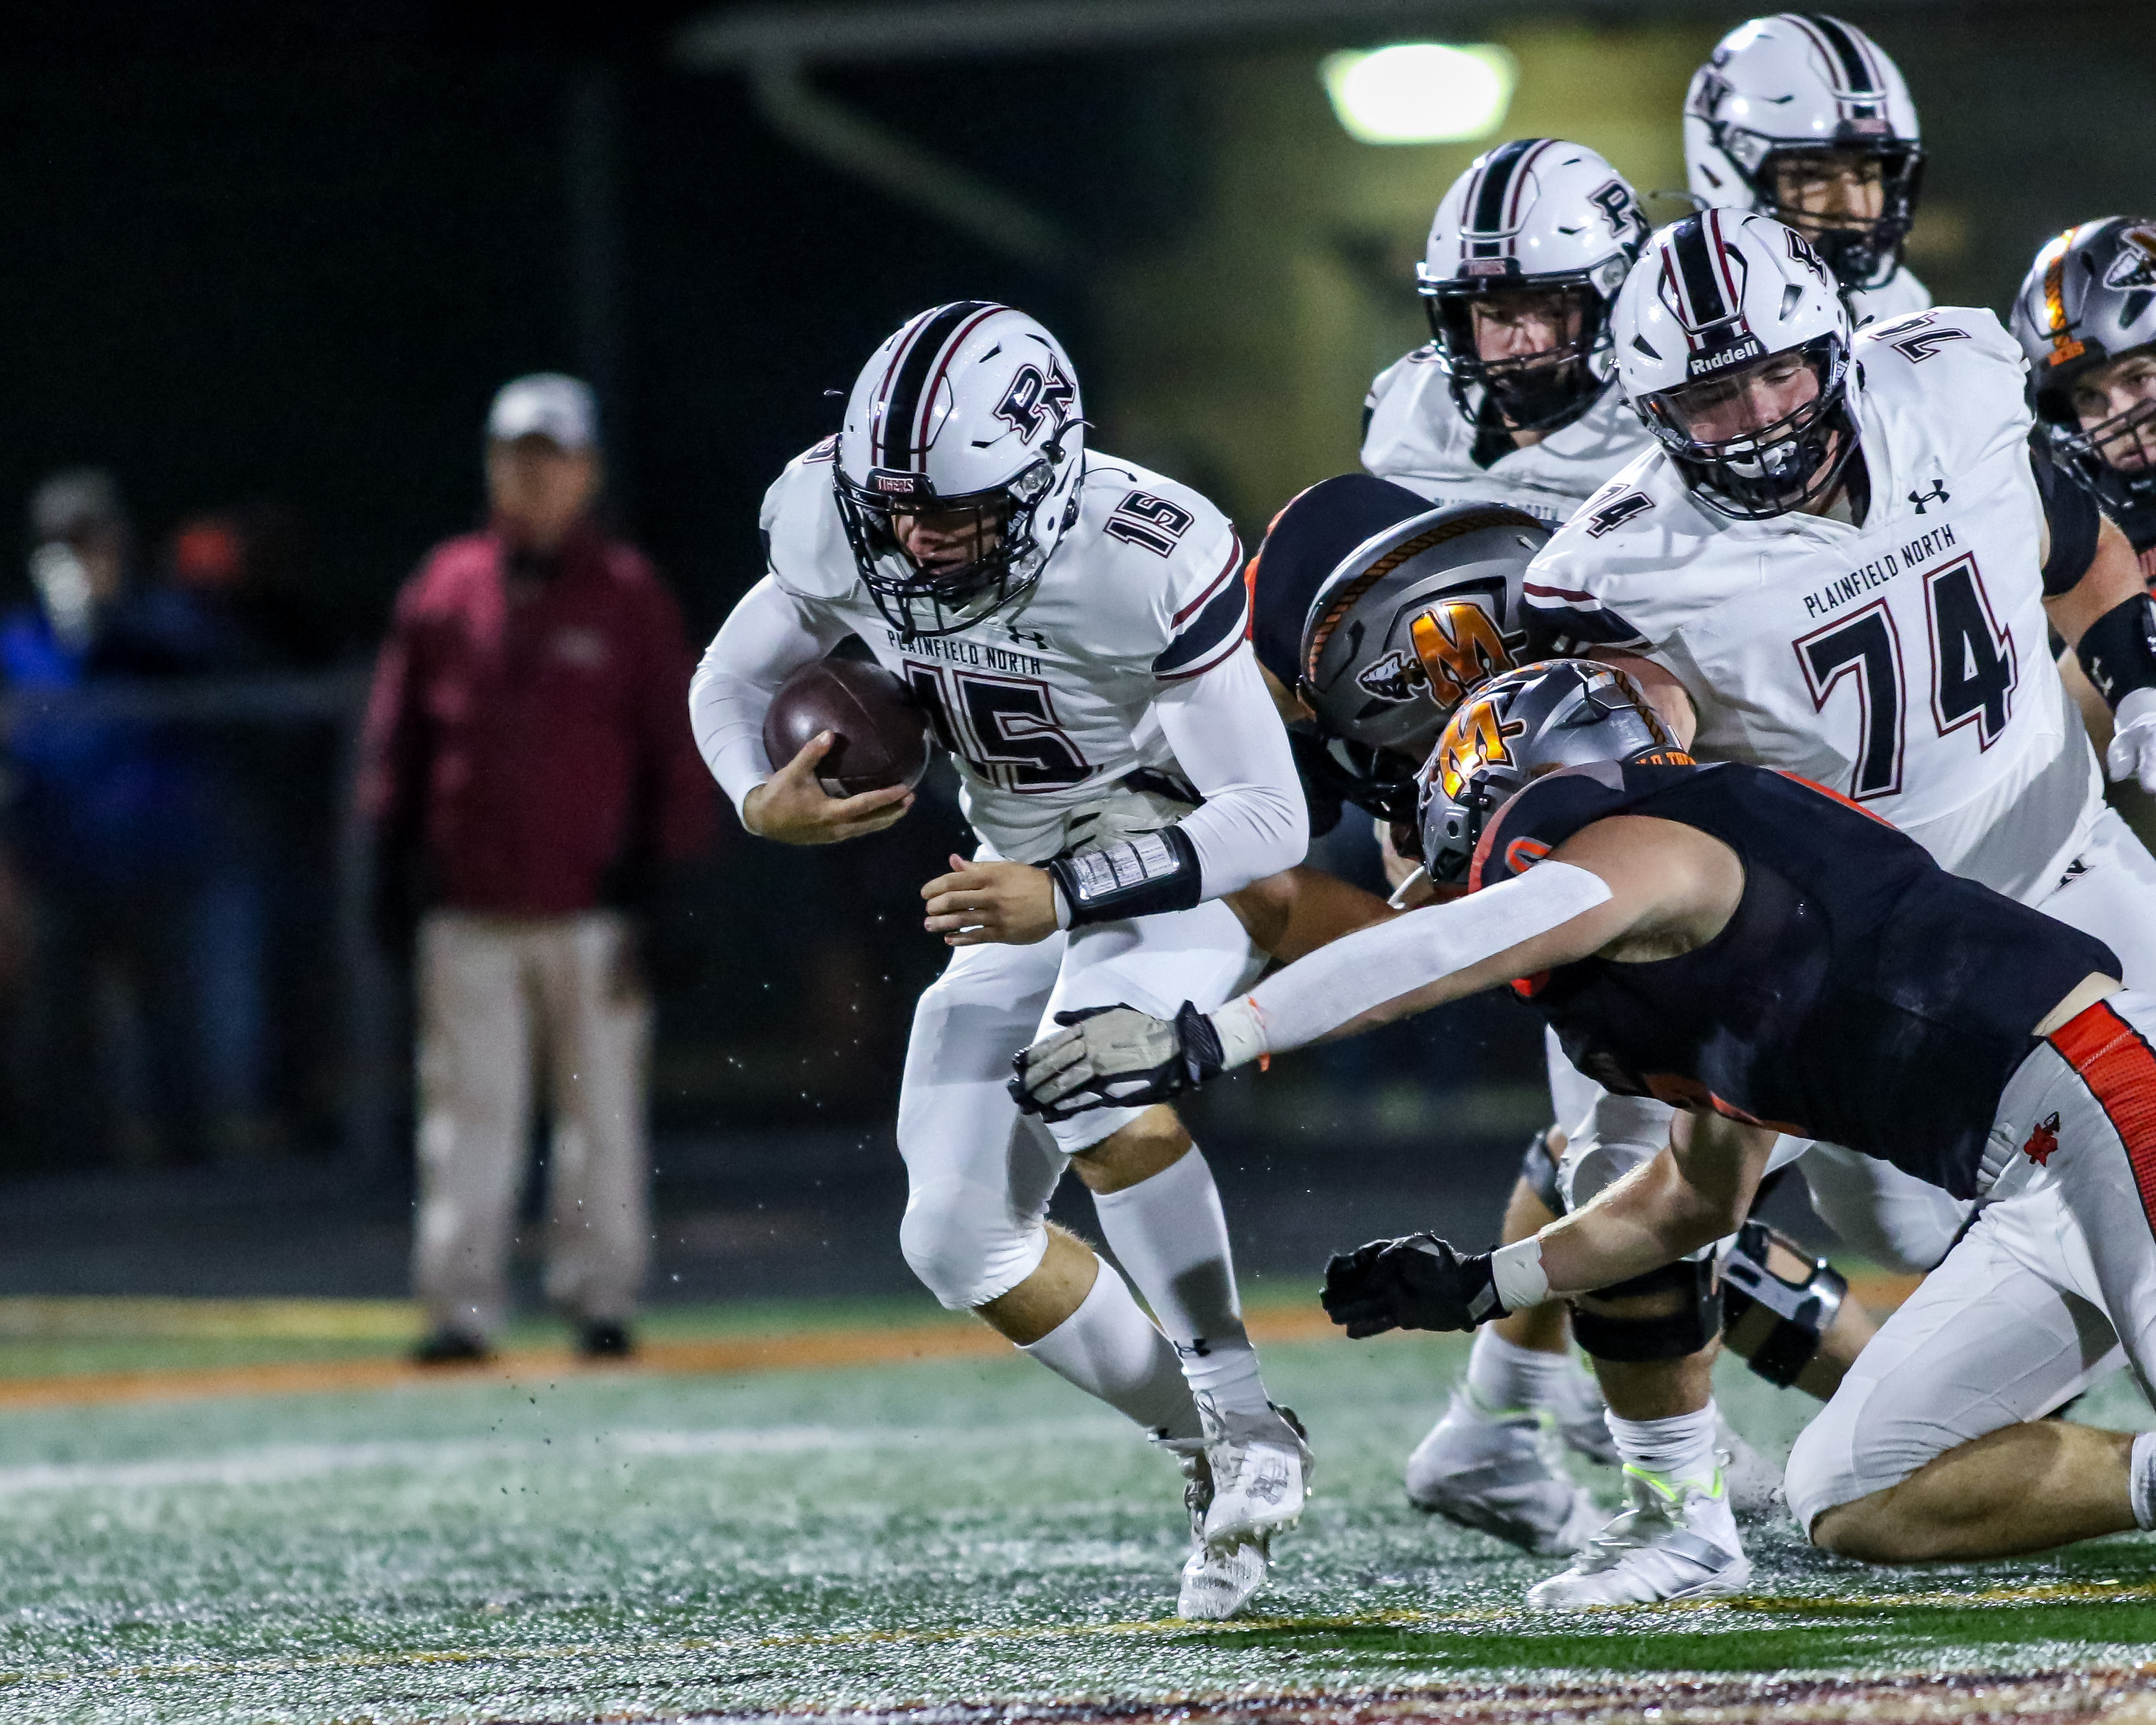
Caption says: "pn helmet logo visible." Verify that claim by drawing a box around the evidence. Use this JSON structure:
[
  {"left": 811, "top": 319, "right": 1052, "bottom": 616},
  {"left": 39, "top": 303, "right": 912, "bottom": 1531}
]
[
  {"left": 2102, "top": 225, "right": 2156, "bottom": 292},
  {"left": 993, "top": 362, "right": 1077, "bottom": 444}
]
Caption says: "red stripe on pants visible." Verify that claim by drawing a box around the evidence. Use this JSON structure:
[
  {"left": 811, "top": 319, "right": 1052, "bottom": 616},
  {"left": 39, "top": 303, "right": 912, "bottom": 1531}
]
[{"left": 2050, "top": 1000, "right": 2156, "bottom": 1235}]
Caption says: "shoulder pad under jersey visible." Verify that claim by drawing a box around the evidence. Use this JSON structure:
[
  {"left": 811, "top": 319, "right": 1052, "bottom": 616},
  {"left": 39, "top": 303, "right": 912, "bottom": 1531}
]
[
  {"left": 1067, "top": 456, "right": 1248, "bottom": 681},
  {"left": 757, "top": 438, "right": 859, "bottom": 603}
]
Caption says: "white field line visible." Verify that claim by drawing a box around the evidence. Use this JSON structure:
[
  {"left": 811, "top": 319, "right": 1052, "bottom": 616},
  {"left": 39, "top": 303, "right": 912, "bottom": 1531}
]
[{"left": 0, "top": 1416, "right": 1128, "bottom": 1498}]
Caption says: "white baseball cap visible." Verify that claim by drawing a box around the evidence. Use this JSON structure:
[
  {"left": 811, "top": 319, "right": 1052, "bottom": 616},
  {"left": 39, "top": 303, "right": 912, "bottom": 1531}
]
[{"left": 487, "top": 373, "right": 598, "bottom": 451}]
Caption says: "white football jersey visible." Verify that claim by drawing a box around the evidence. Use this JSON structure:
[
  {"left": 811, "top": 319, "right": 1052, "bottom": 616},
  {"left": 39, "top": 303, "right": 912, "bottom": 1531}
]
[
  {"left": 1848, "top": 264, "right": 1932, "bottom": 329},
  {"left": 1526, "top": 306, "right": 2101, "bottom": 905},
  {"left": 1360, "top": 349, "right": 1655, "bottom": 524},
  {"left": 757, "top": 442, "right": 1252, "bottom": 864}
]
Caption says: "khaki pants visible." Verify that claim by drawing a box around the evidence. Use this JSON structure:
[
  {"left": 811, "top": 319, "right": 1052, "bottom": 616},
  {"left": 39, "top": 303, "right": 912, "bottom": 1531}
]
[{"left": 413, "top": 910, "right": 651, "bottom": 1340}]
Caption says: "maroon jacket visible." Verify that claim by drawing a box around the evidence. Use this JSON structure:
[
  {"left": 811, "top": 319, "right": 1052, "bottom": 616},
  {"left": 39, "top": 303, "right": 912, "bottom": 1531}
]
[{"left": 361, "top": 521, "right": 713, "bottom": 918}]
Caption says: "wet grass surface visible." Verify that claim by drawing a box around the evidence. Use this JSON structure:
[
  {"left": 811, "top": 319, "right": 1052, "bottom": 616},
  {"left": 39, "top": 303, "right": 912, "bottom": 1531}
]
[{"left": 0, "top": 1308, "right": 2145, "bottom": 1721}]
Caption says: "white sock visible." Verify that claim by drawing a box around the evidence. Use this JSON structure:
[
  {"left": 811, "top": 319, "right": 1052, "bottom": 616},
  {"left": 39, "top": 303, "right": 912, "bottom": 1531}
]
[
  {"left": 1020, "top": 1257, "right": 1200, "bottom": 1442},
  {"left": 1090, "top": 1148, "right": 1271, "bottom": 1416},
  {"left": 1608, "top": 1401, "right": 1719, "bottom": 1487},
  {"left": 1463, "top": 1328, "right": 1575, "bottom": 1418},
  {"left": 2131, "top": 1431, "right": 2156, "bottom": 1531}
]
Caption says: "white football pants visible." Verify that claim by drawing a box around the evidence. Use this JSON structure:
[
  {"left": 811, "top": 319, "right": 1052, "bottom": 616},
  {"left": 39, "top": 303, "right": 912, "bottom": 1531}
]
[
  {"left": 1787, "top": 990, "right": 2156, "bottom": 1531},
  {"left": 411, "top": 910, "right": 652, "bottom": 1340},
  {"left": 895, "top": 900, "right": 1265, "bottom": 1310}
]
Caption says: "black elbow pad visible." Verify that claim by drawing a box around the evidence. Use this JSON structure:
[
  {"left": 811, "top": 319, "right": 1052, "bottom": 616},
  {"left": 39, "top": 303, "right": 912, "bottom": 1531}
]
[{"left": 2075, "top": 593, "right": 2156, "bottom": 710}]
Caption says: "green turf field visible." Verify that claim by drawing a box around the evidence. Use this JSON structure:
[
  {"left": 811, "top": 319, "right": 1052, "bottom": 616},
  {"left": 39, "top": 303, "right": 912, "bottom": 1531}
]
[{"left": 0, "top": 1300, "right": 2149, "bottom": 1723}]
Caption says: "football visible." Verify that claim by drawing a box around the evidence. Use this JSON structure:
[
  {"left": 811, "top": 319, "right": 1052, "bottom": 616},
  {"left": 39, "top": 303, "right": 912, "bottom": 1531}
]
[{"left": 762, "top": 655, "right": 934, "bottom": 797}]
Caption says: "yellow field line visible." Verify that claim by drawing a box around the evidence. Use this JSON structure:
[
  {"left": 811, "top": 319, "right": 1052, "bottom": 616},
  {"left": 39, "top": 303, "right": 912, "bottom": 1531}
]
[
  {"left": 0, "top": 1306, "right": 1351, "bottom": 1412},
  {"left": 0, "top": 1587, "right": 2149, "bottom": 1693}
]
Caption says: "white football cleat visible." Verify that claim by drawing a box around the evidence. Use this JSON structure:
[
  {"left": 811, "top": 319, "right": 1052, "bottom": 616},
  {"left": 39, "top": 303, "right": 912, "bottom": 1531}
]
[
  {"left": 1405, "top": 1388, "right": 1602, "bottom": 1556},
  {"left": 1525, "top": 1464, "right": 1752, "bottom": 1609},
  {"left": 1177, "top": 1532, "right": 1270, "bottom": 1620},
  {"left": 1197, "top": 1400, "right": 1313, "bottom": 1545},
  {"left": 1714, "top": 1415, "right": 1784, "bottom": 1522},
  {"left": 1551, "top": 1355, "right": 1620, "bottom": 1466}
]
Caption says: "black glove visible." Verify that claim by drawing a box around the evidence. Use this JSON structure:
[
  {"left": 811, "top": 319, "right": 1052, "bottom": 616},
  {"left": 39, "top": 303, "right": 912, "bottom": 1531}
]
[
  {"left": 1009, "top": 999, "right": 1225, "bottom": 1122},
  {"left": 1320, "top": 1232, "right": 1506, "bottom": 1338}
]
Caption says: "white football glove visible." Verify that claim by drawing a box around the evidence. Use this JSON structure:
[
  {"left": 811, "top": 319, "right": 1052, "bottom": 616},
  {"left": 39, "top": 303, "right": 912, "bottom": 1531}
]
[
  {"left": 2106, "top": 686, "right": 2156, "bottom": 796},
  {"left": 1009, "top": 1002, "right": 1222, "bottom": 1122}
]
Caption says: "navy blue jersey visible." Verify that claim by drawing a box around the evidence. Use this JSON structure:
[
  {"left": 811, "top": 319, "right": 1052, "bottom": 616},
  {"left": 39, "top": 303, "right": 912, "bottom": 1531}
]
[{"left": 1472, "top": 759, "right": 2119, "bottom": 1197}]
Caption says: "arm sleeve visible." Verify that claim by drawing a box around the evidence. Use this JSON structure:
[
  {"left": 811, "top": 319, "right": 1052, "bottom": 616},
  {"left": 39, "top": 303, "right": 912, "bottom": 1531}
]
[
  {"left": 2032, "top": 441, "right": 2104, "bottom": 596},
  {"left": 1238, "top": 861, "right": 1614, "bottom": 1055},
  {"left": 1152, "top": 643, "right": 1309, "bottom": 898},
  {"left": 686, "top": 575, "right": 853, "bottom": 820}
]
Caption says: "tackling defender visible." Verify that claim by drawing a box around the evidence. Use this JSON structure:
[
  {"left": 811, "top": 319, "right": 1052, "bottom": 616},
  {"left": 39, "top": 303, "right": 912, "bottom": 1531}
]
[
  {"left": 1505, "top": 208, "right": 2156, "bottom": 1604},
  {"left": 1683, "top": 13, "right": 1930, "bottom": 325},
  {"left": 689, "top": 304, "right": 1312, "bottom": 1619},
  {"left": 1010, "top": 659, "right": 2156, "bottom": 1575}
]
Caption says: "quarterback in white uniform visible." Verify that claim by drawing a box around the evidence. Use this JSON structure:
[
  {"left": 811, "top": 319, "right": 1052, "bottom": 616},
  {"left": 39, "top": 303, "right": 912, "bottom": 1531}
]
[
  {"left": 1518, "top": 210, "right": 2156, "bottom": 1606},
  {"left": 1683, "top": 13, "right": 1931, "bottom": 327},
  {"left": 690, "top": 304, "right": 1313, "bottom": 1620}
]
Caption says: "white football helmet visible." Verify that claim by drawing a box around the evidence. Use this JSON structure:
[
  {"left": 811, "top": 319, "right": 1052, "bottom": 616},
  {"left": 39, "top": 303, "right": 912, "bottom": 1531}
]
[
  {"left": 1613, "top": 209, "right": 1857, "bottom": 520},
  {"left": 1684, "top": 14, "right": 1923, "bottom": 294},
  {"left": 835, "top": 302, "right": 1086, "bottom": 639},
  {"left": 1417, "top": 138, "right": 1651, "bottom": 433}
]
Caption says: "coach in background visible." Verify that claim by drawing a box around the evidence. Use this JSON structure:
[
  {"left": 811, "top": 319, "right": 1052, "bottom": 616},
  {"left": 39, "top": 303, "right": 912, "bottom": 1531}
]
[{"left": 361, "top": 374, "right": 712, "bottom": 1363}]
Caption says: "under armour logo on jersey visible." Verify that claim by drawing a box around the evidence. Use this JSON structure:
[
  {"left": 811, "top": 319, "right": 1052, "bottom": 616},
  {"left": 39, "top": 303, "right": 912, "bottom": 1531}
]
[
  {"left": 1004, "top": 624, "right": 1050, "bottom": 650},
  {"left": 1907, "top": 481, "right": 1950, "bottom": 513},
  {"left": 2022, "top": 1111, "right": 2060, "bottom": 1167},
  {"left": 993, "top": 361, "right": 1076, "bottom": 444},
  {"left": 1174, "top": 1338, "right": 1213, "bottom": 1360}
]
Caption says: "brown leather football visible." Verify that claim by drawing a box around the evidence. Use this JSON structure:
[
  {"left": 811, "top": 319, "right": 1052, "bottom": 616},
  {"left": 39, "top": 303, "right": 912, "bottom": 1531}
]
[{"left": 762, "top": 656, "right": 934, "bottom": 797}]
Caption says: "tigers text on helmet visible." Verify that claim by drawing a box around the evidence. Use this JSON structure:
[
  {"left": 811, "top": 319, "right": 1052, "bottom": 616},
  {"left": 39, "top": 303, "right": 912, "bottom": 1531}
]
[
  {"left": 1297, "top": 502, "right": 1550, "bottom": 821},
  {"left": 2011, "top": 218, "right": 2156, "bottom": 546},
  {"left": 1416, "top": 660, "right": 1688, "bottom": 884},
  {"left": 1684, "top": 13, "right": 1923, "bottom": 294},
  {"left": 1417, "top": 139, "right": 1650, "bottom": 436},
  {"left": 835, "top": 303, "right": 1086, "bottom": 640},
  {"left": 1614, "top": 210, "right": 1858, "bottom": 521}
]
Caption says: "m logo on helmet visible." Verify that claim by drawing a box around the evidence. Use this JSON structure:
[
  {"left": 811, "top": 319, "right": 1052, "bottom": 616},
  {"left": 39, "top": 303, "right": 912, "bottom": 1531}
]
[
  {"left": 2103, "top": 225, "right": 2156, "bottom": 292},
  {"left": 1437, "top": 696, "right": 1526, "bottom": 799},
  {"left": 993, "top": 362, "right": 1077, "bottom": 445},
  {"left": 1410, "top": 602, "right": 1516, "bottom": 707}
]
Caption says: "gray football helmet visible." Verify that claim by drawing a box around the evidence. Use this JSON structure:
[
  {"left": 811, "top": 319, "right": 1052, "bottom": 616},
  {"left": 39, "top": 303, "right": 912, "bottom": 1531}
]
[
  {"left": 1297, "top": 503, "right": 1550, "bottom": 820},
  {"left": 1416, "top": 659, "right": 1686, "bottom": 884},
  {"left": 2010, "top": 218, "right": 2156, "bottom": 546}
]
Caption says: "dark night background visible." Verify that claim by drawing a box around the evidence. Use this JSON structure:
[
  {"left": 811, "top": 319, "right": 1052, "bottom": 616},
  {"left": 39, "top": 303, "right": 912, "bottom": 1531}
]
[{"left": 0, "top": 0, "right": 2145, "bottom": 1297}]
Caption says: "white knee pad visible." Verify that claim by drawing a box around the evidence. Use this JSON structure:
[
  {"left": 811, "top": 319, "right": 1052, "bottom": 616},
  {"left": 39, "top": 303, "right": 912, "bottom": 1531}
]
[
  {"left": 898, "top": 1176, "right": 1052, "bottom": 1311},
  {"left": 1557, "top": 1093, "right": 1674, "bottom": 1211}
]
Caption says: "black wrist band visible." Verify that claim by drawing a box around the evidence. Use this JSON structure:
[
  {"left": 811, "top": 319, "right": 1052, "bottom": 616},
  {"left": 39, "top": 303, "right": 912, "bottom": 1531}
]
[
  {"left": 1046, "top": 824, "right": 1204, "bottom": 927},
  {"left": 2075, "top": 593, "right": 2156, "bottom": 711}
]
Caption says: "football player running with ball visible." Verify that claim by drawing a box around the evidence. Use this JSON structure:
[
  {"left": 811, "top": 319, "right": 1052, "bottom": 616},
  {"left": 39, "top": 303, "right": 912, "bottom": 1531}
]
[
  {"left": 1496, "top": 209, "right": 2156, "bottom": 1606},
  {"left": 1683, "top": 13, "right": 1930, "bottom": 326},
  {"left": 1011, "top": 660, "right": 2156, "bottom": 1585},
  {"left": 690, "top": 305, "right": 1313, "bottom": 1619}
]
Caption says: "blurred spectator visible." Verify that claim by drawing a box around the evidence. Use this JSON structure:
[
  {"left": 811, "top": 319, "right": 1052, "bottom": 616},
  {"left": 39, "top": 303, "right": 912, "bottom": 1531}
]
[
  {"left": 0, "top": 470, "right": 220, "bottom": 1168},
  {"left": 361, "top": 374, "right": 713, "bottom": 1364}
]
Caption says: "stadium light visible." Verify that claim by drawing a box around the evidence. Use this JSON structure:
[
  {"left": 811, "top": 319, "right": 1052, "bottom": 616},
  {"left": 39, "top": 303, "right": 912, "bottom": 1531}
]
[{"left": 1320, "top": 42, "right": 1517, "bottom": 146}]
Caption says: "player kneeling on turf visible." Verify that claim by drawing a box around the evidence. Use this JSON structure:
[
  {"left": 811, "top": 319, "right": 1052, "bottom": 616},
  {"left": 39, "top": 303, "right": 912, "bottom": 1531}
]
[{"left": 1015, "top": 660, "right": 2156, "bottom": 1593}]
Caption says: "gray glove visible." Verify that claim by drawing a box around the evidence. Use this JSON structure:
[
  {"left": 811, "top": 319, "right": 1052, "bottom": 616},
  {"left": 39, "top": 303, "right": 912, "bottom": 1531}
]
[{"left": 1009, "top": 1001, "right": 1225, "bottom": 1122}]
